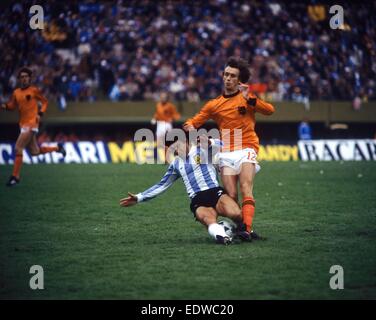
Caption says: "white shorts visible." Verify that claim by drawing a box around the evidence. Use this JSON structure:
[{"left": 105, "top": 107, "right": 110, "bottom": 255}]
[
  {"left": 20, "top": 127, "right": 39, "bottom": 134},
  {"left": 156, "top": 121, "right": 172, "bottom": 140},
  {"left": 218, "top": 148, "right": 260, "bottom": 174}
]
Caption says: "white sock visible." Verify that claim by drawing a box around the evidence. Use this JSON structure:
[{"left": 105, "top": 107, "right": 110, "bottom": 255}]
[{"left": 208, "top": 223, "right": 228, "bottom": 240}]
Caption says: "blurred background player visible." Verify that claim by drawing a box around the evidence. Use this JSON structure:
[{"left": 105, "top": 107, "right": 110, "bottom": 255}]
[
  {"left": 1, "top": 67, "right": 66, "bottom": 186},
  {"left": 298, "top": 117, "right": 312, "bottom": 140},
  {"left": 151, "top": 92, "right": 181, "bottom": 147},
  {"left": 120, "top": 136, "right": 243, "bottom": 245},
  {"left": 184, "top": 57, "right": 275, "bottom": 241}
]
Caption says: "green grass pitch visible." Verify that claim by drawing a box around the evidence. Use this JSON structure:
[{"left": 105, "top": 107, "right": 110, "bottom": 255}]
[{"left": 0, "top": 162, "right": 375, "bottom": 299}]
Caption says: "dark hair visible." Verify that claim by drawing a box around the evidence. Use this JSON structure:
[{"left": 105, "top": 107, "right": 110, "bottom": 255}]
[
  {"left": 225, "top": 57, "right": 250, "bottom": 83},
  {"left": 18, "top": 67, "right": 33, "bottom": 78}
]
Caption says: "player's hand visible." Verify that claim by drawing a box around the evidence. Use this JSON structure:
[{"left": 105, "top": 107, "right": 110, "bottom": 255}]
[
  {"left": 151, "top": 118, "right": 156, "bottom": 125},
  {"left": 120, "top": 192, "right": 138, "bottom": 207},
  {"left": 239, "top": 82, "right": 250, "bottom": 100},
  {"left": 1, "top": 103, "right": 6, "bottom": 110},
  {"left": 183, "top": 123, "right": 195, "bottom": 132}
]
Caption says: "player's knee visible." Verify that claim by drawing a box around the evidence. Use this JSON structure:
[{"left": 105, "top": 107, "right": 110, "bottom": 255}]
[
  {"left": 196, "top": 209, "right": 216, "bottom": 226},
  {"left": 202, "top": 216, "right": 216, "bottom": 226},
  {"left": 28, "top": 146, "right": 40, "bottom": 156},
  {"left": 227, "top": 190, "right": 238, "bottom": 202},
  {"left": 231, "top": 205, "right": 242, "bottom": 220},
  {"left": 15, "top": 146, "right": 24, "bottom": 155}
]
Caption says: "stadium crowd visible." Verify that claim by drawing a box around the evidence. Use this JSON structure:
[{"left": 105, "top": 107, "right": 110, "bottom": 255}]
[{"left": 0, "top": 0, "right": 375, "bottom": 106}]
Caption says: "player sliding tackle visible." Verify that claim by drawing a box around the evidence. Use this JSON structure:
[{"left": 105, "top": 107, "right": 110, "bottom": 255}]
[
  {"left": 120, "top": 135, "right": 246, "bottom": 245},
  {"left": 184, "top": 57, "right": 275, "bottom": 240}
]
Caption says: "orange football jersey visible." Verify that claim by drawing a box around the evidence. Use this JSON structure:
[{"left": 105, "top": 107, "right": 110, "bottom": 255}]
[
  {"left": 154, "top": 102, "right": 181, "bottom": 122},
  {"left": 5, "top": 86, "right": 48, "bottom": 129},
  {"left": 185, "top": 91, "right": 275, "bottom": 152}
]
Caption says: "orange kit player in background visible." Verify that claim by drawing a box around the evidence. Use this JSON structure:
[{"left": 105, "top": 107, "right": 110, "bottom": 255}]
[
  {"left": 184, "top": 57, "right": 275, "bottom": 241},
  {"left": 1, "top": 67, "right": 66, "bottom": 186},
  {"left": 151, "top": 92, "right": 181, "bottom": 146}
]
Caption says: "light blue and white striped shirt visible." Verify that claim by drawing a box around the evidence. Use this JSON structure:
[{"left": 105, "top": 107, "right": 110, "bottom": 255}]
[{"left": 136, "top": 139, "right": 222, "bottom": 202}]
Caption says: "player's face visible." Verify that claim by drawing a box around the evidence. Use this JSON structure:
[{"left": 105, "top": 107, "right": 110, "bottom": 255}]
[
  {"left": 223, "top": 66, "right": 240, "bottom": 92},
  {"left": 19, "top": 72, "right": 31, "bottom": 88},
  {"left": 160, "top": 92, "right": 168, "bottom": 103}
]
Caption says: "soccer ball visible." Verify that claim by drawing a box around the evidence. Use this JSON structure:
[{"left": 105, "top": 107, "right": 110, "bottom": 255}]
[{"left": 218, "top": 219, "right": 236, "bottom": 238}]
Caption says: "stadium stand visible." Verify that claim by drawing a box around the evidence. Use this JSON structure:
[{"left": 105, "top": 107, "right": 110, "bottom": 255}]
[{"left": 0, "top": 0, "right": 375, "bottom": 105}]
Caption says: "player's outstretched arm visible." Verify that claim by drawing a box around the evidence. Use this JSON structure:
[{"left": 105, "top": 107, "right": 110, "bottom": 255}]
[
  {"left": 120, "top": 193, "right": 138, "bottom": 207},
  {"left": 119, "top": 163, "right": 180, "bottom": 207},
  {"left": 183, "top": 100, "right": 213, "bottom": 131}
]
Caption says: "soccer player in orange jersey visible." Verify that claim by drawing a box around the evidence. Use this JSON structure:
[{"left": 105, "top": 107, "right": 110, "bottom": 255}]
[
  {"left": 1, "top": 67, "right": 66, "bottom": 186},
  {"left": 184, "top": 57, "right": 275, "bottom": 241},
  {"left": 151, "top": 92, "right": 181, "bottom": 145}
]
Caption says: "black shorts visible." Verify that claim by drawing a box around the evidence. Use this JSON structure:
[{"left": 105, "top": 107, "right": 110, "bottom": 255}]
[{"left": 190, "top": 187, "right": 226, "bottom": 216}]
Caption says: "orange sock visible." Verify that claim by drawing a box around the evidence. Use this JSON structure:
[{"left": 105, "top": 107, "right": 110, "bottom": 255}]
[
  {"left": 39, "top": 146, "right": 58, "bottom": 154},
  {"left": 12, "top": 154, "right": 23, "bottom": 179},
  {"left": 242, "top": 197, "right": 255, "bottom": 232}
]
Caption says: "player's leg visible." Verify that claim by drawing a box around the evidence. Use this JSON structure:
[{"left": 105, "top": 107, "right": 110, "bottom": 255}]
[
  {"left": 215, "top": 194, "right": 242, "bottom": 224},
  {"left": 216, "top": 193, "right": 255, "bottom": 241},
  {"left": 156, "top": 121, "right": 169, "bottom": 162},
  {"left": 220, "top": 167, "right": 239, "bottom": 202},
  {"left": 238, "top": 162, "right": 264, "bottom": 240},
  {"left": 195, "top": 206, "right": 231, "bottom": 245},
  {"left": 27, "top": 133, "right": 41, "bottom": 155},
  {"left": 28, "top": 133, "right": 66, "bottom": 157},
  {"left": 156, "top": 121, "right": 166, "bottom": 148},
  {"left": 239, "top": 162, "right": 255, "bottom": 198},
  {"left": 7, "top": 130, "right": 33, "bottom": 186},
  {"left": 163, "top": 122, "right": 173, "bottom": 161},
  {"left": 28, "top": 134, "right": 56, "bottom": 155}
]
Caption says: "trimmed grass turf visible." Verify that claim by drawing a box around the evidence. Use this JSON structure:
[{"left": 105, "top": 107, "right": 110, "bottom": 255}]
[{"left": 0, "top": 162, "right": 375, "bottom": 299}]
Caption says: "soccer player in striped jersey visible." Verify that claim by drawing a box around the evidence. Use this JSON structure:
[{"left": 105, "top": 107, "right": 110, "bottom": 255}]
[
  {"left": 120, "top": 136, "right": 242, "bottom": 245},
  {"left": 184, "top": 57, "right": 275, "bottom": 241},
  {"left": 1, "top": 67, "right": 66, "bottom": 186}
]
